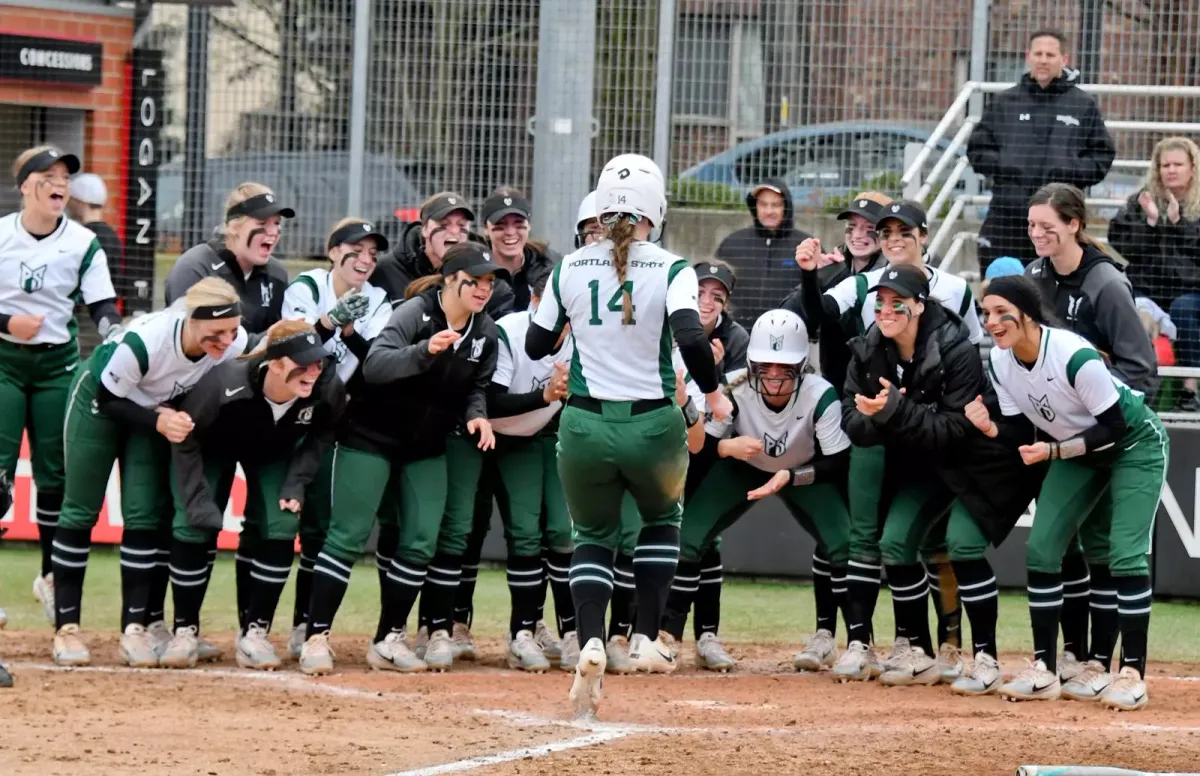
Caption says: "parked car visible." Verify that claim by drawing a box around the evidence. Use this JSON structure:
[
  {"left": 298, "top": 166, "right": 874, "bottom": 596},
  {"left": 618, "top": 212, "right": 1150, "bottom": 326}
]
[{"left": 157, "top": 151, "right": 430, "bottom": 258}]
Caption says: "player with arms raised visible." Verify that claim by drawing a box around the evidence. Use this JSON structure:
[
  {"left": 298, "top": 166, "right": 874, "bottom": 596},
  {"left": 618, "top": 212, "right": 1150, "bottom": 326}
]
[{"left": 526, "top": 154, "right": 731, "bottom": 718}]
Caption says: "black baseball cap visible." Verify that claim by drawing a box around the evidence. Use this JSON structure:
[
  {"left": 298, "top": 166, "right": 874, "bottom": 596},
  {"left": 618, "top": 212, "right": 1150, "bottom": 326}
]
[
  {"left": 421, "top": 192, "right": 475, "bottom": 224},
  {"left": 225, "top": 192, "right": 295, "bottom": 221},
  {"left": 869, "top": 264, "right": 929, "bottom": 301},
  {"left": 440, "top": 243, "right": 497, "bottom": 278},
  {"left": 481, "top": 192, "right": 531, "bottom": 224},
  {"left": 327, "top": 219, "right": 390, "bottom": 253},
  {"left": 876, "top": 201, "right": 928, "bottom": 231},
  {"left": 694, "top": 261, "right": 735, "bottom": 295},
  {"left": 265, "top": 330, "right": 328, "bottom": 367},
  {"left": 16, "top": 147, "right": 80, "bottom": 186},
  {"left": 837, "top": 197, "right": 885, "bottom": 223}
]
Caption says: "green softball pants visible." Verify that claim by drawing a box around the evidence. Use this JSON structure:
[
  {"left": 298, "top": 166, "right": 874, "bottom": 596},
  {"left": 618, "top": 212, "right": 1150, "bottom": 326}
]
[
  {"left": 0, "top": 337, "right": 78, "bottom": 494},
  {"left": 494, "top": 432, "right": 573, "bottom": 557}
]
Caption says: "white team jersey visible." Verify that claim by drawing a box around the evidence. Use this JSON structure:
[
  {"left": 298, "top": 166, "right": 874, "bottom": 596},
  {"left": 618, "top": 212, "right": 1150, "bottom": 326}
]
[
  {"left": 989, "top": 326, "right": 1133, "bottom": 441},
  {"left": 826, "top": 264, "right": 983, "bottom": 344},
  {"left": 707, "top": 369, "right": 849, "bottom": 473},
  {"left": 0, "top": 213, "right": 115, "bottom": 345},
  {"left": 533, "top": 241, "right": 700, "bottom": 401},
  {"left": 282, "top": 269, "right": 391, "bottom": 382},
  {"left": 95, "top": 307, "right": 249, "bottom": 408},
  {"left": 491, "top": 310, "right": 575, "bottom": 437}
]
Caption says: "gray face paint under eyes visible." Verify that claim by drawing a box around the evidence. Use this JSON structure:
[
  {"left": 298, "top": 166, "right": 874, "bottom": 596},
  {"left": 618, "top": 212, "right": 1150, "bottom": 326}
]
[
  {"left": 998, "top": 313, "right": 1021, "bottom": 327},
  {"left": 339, "top": 251, "right": 360, "bottom": 268},
  {"left": 247, "top": 227, "right": 266, "bottom": 247}
]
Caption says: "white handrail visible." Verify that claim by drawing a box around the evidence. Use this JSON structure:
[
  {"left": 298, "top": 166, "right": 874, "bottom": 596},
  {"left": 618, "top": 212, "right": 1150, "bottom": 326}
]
[
  {"left": 901, "top": 84, "right": 974, "bottom": 185},
  {"left": 916, "top": 119, "right": 976, "bottom": 201},
  {"left": 936, "top": 231, "right": 977, "bottom": 276},
  {"left": 927, "top": 156, "right": 970, "bottom": 220}
]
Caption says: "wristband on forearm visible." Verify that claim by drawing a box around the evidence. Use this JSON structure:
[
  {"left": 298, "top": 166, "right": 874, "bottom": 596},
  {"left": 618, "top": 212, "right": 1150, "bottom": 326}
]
[
  {"left": 1048, "top": 438, "right": 1087, "bottom": 460},
  {"left": 681, "top": 397, "right": 700, "bottom": 427},
  {"left": 790, "top": 465, "right": 816, "bottom": 487}
]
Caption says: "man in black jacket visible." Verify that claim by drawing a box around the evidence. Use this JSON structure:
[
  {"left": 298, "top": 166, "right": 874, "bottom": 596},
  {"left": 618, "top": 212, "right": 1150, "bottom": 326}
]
[
  {"left": 714, "top": 179, "right": 812, "bottom": 327},
  {"left": 967, "top": 30, "right": 1116, "bottom": 271},
  {"left": 374, "top": 192, "right": 516, "bottom": 315}
]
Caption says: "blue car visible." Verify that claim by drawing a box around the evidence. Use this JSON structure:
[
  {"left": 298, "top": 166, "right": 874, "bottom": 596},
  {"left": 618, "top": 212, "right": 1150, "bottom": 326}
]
[{"left": 677, "top": 121, "right": 959, "bottom": 211}]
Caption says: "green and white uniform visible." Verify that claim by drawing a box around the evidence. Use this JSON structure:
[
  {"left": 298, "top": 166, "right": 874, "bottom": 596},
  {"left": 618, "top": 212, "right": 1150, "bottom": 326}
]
[
  {"left": 533, "top": 241, "right": 696, "bottom": 549},
  {"left": 682, "top": 369, "right": 851, "bottom": 563},
  {"left": 989, "top": 326, "right": 1168, "bottom": 576},
  {"left": 282, "top": 269, "right": 392, "bottom": 384},
  {"left": 0, "top": 213, "right": 114, "bottom": 504},
  {"left": 825, "top": 264, "right": 983, "bottom": 343}
]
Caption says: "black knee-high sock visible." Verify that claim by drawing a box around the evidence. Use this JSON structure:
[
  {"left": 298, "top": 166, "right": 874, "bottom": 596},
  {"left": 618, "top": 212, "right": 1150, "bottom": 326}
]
[
  {"left": 197, "top": 538, "right": 218, "bottom": 617},
  {"left": 608, "top": 552, "right": 635, "bottom": 640},
  {"left": 634, "top": 524, "right": 679, "bottom": 639},
  {"left": 925, "top": 559, "right": 961, "bottom": 648},
  {"left": 372, "top": 556, "right": 426, "bottom": 642},
  {"left": 1087, "top": 564, "right": 1119, "bottom": 669},
  {"left": 662, "top": 559, "right": 701, "bottom": 641},
  {"left": 545, "top": 549, "right": 575, "bottom": 637},
  {"left": 1027, "top": 570, "right": 1063, "bottom": 673},
  {"left": 694, "top": 548, "right": 724, "bottom": 639},
  {"left": 147, "top": 525, "right": 172, "bottom": 625},
  {"left": 507, "top": 554, "right": 544, "bottom": 637},
  {"left": 832, "top": 564, "right": 864, "bottom": 644},
  {"left": 454, "top": 532, "right": 484, "bottom": 627},
  {"left": 886, "top": 563, "right": 932, "bottom": 655},
  {"left": 537, "top": 547, "right": 551, "bottom": 624},
  {"left": 375, "top": 520, "right": 399, "bottom": 601},
  {"left": 170, "top": 539, "right": 211, "bottom": 632},
  {"left": 245, "top": 539, "right": 294, "bottom": 634},
  {"left": 36, "top": 491, "right": 62, "bottom": 579},
  {"left": 422, "top": 553, "right": 462, "bottom": 635},
  {"left": 235, "top": 535, "right": 260, "bottom": 632},
  {"left": 570, "top": 544, "right": 613, "bottom": 645},
  {"left": 951, "top": 558, "right": 998, "bottom": 658},
  {"left": 812, "top": 551, "right": 837, "bottom": 635},
  {"left": 51, "top": 526, "right": 90, "bottom": 628},
  {"left": 846, "top": 558, "right": 881, "bottom": 645},
  {"left": 1115, "top": 574, "right": 1151, "bottom": 678},
  {"left": 308, "top": 549, "right": 357, "bottom": 639},
  {"left": 293, "top": 543, "right": 317, "bottom": 629},
  {"left": 119, "top": 530, "right": 157, "bottom": 631},
  {"left": 1061, "top": 553, "right": 1091, "bottom": 660}
]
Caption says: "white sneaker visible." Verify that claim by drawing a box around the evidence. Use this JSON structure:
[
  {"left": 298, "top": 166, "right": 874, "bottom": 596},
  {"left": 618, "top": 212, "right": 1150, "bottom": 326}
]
[
  {"left": 236, "top": 624, "right": 282, "bottom": 670},
  {"left": 299, "top": 632, "right": 335, "bottom": 676},
  {"left": 289, "top": 624, "right": 306, "bottom": 660},
  {"left": 367, "top": 631, "right": 427, "bottom": 673},
  {"left": 881, "top": 636, "right": 912, "bottom": 672},
  {"left": 627, "top": 633, "right": 678, "bottom": 674},
  {"left": 451, "top": 622, "right": 477, "bottom": 661},
  {"left": 558, "top": 631, "right": 580, "bottom": 672},
  {"left": 604, "top": 635, "right": 634, "bottom": 675},
  {"left": 1100, "top": 666, "right": 1148, "bottom": 712},
  {"left": 197, "top": 637, "right": 224, "bottom": 663},
  {"left": 998, "top": 658, "right": 1061, "bottom": 702},
  {"left": 424, "top": 629, "right": 454, "bottom": 672},
  {"left": 951, "top": 651, "right": 1002, "bottom": 696},
  {"left": 879, "top": 645, "right": 939, "bottom": 686},
  {"left": 508, "top": 630, "right": 551, "bottom": 673},
  {"left": 1062, "top": 660, "right": 1113, "bottom": 702},
  {"left": 52, "top": 623, "right": 90, "bottom": 666},
  {"left": 33, "top": 573, "right": 55, "bottom": 624},
  {"left": 569, "top": 637, "right": 606, "bottom": 720},
  {"left": 831, "top": 640, "right": 875, "bottom": 682},
  {"left": 937, "top": 642, "right": 964, "bottom": 683},
  {"left": 147, "top": 620, "right": 172, "bottom": 659},
  {"left": 659, "top": 630, "right": 680, "bottom": 660},
  {"left": 120, "top": 623, "right": 159, "bottom": 668},
  {"left": 534, "top": 621, "right": 562, "bottom": 666},
  {"left": 412, "top": 626, "right": 429, "bottom": 659},
  {"left": 794, "top": 628, "right": 837, "bottom": 671},
  {"left": 159, "top": 626, "right": 200, "bottom": 669},
  {"left": 695, "top": 632, "right": 735, "bottom": 672},
  {"left": 1058, "top": 650, "right": 1086, "bottom": 682}
]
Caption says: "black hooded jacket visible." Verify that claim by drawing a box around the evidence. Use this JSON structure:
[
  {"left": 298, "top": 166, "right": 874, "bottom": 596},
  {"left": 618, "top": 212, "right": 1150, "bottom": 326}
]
[
  {"left": 714, "top": 178, "right": 812, "bottom": 326},
  {"left": 1108, "top": 190, "right": 1200, "bottom": 308},
  {"left": 841, "top": 304, "right": 1036, "bottom": 544},
  {"left": 373, "top": 222, "right": 517, "bottom": 316},
  {"left": 346, "top": 286, "right": 499, "bottom": 461},
  {"left": 1026, "top": 243, "right": 1157, "bottom": 393}
]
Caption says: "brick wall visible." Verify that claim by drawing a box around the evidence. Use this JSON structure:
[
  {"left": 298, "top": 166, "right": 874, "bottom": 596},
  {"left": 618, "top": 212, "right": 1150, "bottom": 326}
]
[{"left": 0, "top": 7, "right": 134, "bottom": 231}]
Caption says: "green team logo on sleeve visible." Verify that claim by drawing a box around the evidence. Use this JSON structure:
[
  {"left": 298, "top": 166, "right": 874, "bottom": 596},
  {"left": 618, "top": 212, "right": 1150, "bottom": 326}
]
[{"left": 20, "top": 262, "right": 47, "bottom": 293}]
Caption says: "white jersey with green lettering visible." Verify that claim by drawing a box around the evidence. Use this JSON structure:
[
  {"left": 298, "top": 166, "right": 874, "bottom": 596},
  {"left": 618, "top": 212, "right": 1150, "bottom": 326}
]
[
  {"left": 282, "top": 268, "right": 391, "bottom": 383},
  {"left": 0, "top": 213, "right": 115, "bottom": 345},
  {"left": 706, "top": 369, "right": 849, "bottom": 473},
  {"left": 988, "top": 325, "right": 1149, "bottom": 442},
  {"left": 533, "top": 240, "right": 699, "bottom": 401},
  {"left": 492, "top": 310, "right": 574, "bottom": 437},
  {"left": 92, "top": 306, "right": 249, "bottom": 408},
  {"left": 826, "top": 263, "right": 983, "bottom": 344}
]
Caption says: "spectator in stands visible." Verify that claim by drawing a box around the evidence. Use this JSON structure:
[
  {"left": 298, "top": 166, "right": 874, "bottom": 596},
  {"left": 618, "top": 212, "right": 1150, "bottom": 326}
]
[
  {"left": 1107, "top": 137, "right": 1200, "bottom": 409},
  {"left": 967, "top": 29, "right": 1115, "bottom": 272},
  {"left": 68, "top": 174, "right": 127, "bottom": 308},
  {"left": 1026, "top": 183, "right": 1157, "bottom": 396},
  {"left": 715, "top": 179, "right": 811, "bottom": 326}
]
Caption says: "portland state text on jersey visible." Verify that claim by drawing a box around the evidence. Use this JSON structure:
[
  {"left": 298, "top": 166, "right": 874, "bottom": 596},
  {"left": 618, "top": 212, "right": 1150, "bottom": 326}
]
[{"left": 569, "top": 257, "right": 666, "bottom": 269}]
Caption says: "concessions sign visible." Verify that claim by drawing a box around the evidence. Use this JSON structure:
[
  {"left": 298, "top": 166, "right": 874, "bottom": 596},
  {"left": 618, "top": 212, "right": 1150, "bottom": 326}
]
[{"left": 0, "top": 33, "right": 103, "bottom": 87}]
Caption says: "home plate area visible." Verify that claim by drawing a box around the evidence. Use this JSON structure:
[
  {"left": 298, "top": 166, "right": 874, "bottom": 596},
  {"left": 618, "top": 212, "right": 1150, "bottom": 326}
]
[{"left": 1, "top": 635, "right": 1198, "bottom": 775}]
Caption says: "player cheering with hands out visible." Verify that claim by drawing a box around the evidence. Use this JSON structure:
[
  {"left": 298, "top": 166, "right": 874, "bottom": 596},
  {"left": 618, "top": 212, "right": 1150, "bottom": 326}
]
[
  {"left": 526, "top": 154, "right": 730, "bottom": 719},
  {"left": 160, "top": 320, "right": 345, "bottom": 670},
  {"left": 296, "top": 242, "right": 498, "bottom": 676},
  {"left": 974, "top": 275, "right": 1167, "bottom": 711},
  {"left": 50, "top": 278, "right": 248, "bottom": 667}
]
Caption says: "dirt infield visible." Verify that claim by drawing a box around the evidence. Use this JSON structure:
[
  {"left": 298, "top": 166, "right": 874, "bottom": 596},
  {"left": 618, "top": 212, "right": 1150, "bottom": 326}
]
[{"left": 2, "top": 631, "right": 1199, "bottom": 776}]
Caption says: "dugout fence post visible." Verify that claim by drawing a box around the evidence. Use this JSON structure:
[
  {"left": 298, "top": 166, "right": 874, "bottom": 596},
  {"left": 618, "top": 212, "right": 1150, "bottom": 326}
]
[{"left": 346, "top": 0, "right": 371, "bottom": 216}]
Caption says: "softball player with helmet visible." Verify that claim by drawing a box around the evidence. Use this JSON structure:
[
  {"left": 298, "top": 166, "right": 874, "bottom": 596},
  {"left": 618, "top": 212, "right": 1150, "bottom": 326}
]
[
  {"left": 161, "top": 320, "right": 345, "bottom": 669},
  {"left": 298, "top": 242, "right": 498, "bottom": 675},
  {"left": 527, "top": 154, "right": 729, "bottom": 718},
  {"left": 976, "top": 275, "right": 1166, "bottom": 711},
  {"left": 50, "top": 278, "right": 247, "bottom": 666},
  {"left": 281, "top": 217, "right": 391, "bottom": 653},
  {"left": 1, "top": 146, "right": 121, "bottom": 627}
]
